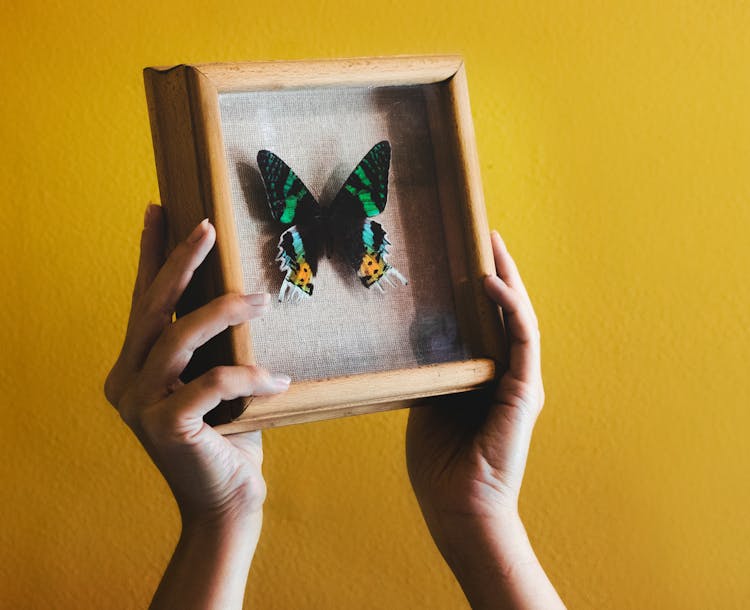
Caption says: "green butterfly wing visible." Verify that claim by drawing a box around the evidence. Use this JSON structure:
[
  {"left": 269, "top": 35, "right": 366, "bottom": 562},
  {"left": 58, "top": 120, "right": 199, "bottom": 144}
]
[
  {"left": 333, "top": 140, "right": 391, "bottom": 217},
  {"left": 257, "top": 150, "right": 320, "bottom": 224}
]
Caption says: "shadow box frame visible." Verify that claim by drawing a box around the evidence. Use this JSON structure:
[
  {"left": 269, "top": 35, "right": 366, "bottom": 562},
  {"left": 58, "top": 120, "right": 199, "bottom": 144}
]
[{"left": 143, "top": 54, "right": 505, "bottom": 434}]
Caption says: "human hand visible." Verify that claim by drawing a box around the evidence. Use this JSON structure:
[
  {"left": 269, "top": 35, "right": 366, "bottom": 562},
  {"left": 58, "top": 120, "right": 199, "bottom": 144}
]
[
  {"left": 104, "top": 205, "right": 290, "bottom": 529},
  {"left": 407, "top": 230, "right": 543, "bottom": 523},
  {"left": 407, "top": 231, "right": 562, "bottom": 609}
]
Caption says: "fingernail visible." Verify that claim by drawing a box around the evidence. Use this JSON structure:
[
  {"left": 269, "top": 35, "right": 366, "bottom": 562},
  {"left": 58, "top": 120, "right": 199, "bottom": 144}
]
[
  {"left": 270, "top": 373, "right": 291, "bottom": 388},
  {"left": 244, "top": 292, "right": 271, "bottom": 306},
  {"left": 188, "top": 219, "right": 209, "bottom": 244},
  {"left": 144, "top": 203, "right": 157, "bottom": 228}
]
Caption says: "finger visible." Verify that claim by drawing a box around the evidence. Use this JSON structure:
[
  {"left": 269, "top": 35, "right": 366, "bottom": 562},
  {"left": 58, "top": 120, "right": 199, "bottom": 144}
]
[
  {"left": 140, "top": 292, "right": 271, "bottom": 396},
  {"left": 490, "top": 230, "right": 537, "bottom": 324},
  {"left": 490, "top": 230, "right": 522, "bottom": 286},
  {"left": 145, "top": 218, "right": 215, "bottom": 320},
  {"left": 484, "top": 275, "right": 536, "bottom": 343},
  {"left": 484, "top": 275, "right": 540, "bottom": 382},
  {"left": 164, "top": 366, "right": 291, "bottom": 423},
  {"left": 105, "top": 205, "right": 167, "bottom": 404},
  {"left": 122, "top": 219, "right": 216, "bottom": 371},
  {"left": 132, "top": 204, "right": 166, "bottom": 306}
]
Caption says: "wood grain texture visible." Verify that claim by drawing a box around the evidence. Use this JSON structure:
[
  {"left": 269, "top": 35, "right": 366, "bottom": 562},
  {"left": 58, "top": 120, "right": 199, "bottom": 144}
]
[
  {"left": 444, "top": 65, "right": 505, "bottom": 364},
  {"left": 185, "top": 69, "right": 256, "bottom": 374},
  {"left": 215, "top": 358, "right": 496, "bottom": 433},
  {"left": 144, "top": 65, "right": 245, "bottom": 424},
  {"left": 191, "top": 55, "right": 463, "bottom": 92},
  {"left": 424, "top": 83, "right": 478, "bottom": 362},
  {"left": 423, "top": 73, "right": 505, "bottom": 367}
]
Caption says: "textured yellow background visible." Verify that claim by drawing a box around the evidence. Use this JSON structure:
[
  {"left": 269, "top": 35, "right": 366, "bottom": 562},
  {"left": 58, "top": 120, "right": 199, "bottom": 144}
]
[{"left": 2, "top": 2, "right": 748, "bottom": 608}]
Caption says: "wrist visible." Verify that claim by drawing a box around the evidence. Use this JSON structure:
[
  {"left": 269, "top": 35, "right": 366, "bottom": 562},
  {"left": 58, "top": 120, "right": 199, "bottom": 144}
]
[
  {"left": 431, "top": 506, "right": 529, "bottom": 567},
  {"left": 426, "top": 509, "right": 543, "bottom": 608},
  {"left": 180, "top": 502, "right": 262, "bottom": 544},
  {"left": 178, "top": 506, "right": 263, "bottom": 578},
  {"left": 178, "top": 480, "right": 266, "bottom": 535},
  {"left": 151, "top": 504, "right": 262, "bottom": 610}
]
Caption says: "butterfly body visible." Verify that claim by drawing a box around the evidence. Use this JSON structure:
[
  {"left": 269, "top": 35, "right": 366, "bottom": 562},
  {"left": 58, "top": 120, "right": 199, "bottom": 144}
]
[{"left": 257, "top": 141, "right": 407, "bottom": 301}]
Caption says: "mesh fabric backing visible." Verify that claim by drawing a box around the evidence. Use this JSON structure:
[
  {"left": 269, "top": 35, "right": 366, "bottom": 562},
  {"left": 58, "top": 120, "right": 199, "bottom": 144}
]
[{"left": 219, "top": 85, "right": 469, "bottom": 381}]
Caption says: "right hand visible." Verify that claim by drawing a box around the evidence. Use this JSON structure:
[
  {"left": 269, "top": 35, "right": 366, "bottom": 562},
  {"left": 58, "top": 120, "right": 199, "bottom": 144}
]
[
  {"left": 406, "top": 231, "right": 564, "bottom": 609},
  {"left": 406, "top": 230, "right": 545, "bottom": 554}
]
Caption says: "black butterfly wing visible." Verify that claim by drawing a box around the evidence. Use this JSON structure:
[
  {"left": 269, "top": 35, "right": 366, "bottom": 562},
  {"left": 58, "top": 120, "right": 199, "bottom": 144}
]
[
  {"left": 257, "top": 149, "right": 320, "bottom": 225},
  {"left": 329, "top": 141, "right": 406, "bottom": 290},
  {"left": 336, "top": 218, "right": 407, "bottom": 290}
]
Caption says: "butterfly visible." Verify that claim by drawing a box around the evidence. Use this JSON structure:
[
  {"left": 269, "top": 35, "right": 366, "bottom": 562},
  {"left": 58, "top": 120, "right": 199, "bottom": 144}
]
[{"left": 257, "top": 141, "right": 407, "bottom": 302}]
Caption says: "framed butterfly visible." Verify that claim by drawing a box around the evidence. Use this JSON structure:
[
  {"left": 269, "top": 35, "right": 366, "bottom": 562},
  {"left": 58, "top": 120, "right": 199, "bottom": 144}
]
[{"left": 257, "top": 141, "right": 407, "bottom": 302}]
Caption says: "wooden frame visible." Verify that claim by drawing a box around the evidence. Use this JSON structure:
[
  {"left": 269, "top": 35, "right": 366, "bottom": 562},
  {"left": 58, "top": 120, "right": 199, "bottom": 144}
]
[{"left": 143, "top": 55, "right": 504, "bottom": 433}]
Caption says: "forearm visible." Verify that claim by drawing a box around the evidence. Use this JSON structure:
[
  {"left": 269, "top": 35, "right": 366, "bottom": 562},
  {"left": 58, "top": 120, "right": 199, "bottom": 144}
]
[
  {"left": 150, "top": 511, "right": 262, "bottom": 610},
  {"left": 432, "top": 511, "right": 565, "bottom": 610}
]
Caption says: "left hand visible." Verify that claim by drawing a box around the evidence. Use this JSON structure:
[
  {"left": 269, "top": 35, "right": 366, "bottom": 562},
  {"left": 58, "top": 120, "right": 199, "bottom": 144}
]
[{"left": 104, "top": 204, "right": 290, "bottom": 527}]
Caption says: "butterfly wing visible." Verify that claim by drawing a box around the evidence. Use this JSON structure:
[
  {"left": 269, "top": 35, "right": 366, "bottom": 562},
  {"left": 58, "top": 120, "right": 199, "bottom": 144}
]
[
  {"left": 331, "top": 141, "right": 407, "bottom": 291},
  {"left": 258, "top": 150, "right": 322, "bottom": 301},
  {"left": 339, "top": 218, "right": 407, "bottom": 290},
  {"left": 331, "top": 140, "right": 391, "bottom": 218},
  {"left": 276, "top": 224, "right": 321, "bottom": 302},
  {"left": 257, "top": 150, "right": 320, "bottom": 225}
]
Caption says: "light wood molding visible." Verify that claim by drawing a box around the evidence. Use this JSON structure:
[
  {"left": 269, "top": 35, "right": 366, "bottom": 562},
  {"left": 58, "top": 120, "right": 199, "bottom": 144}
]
[
  {"left": 216, "top": 358, "right": 495, "bottom": 433},
  {"left": 190, "top": 55, "right": 464, "bottom": 92}
]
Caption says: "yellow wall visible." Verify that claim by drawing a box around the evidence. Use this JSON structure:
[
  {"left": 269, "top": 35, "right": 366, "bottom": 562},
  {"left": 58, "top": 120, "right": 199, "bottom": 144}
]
[{"left": 2, "top": 2, "right": 748, "bottom": 608}]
